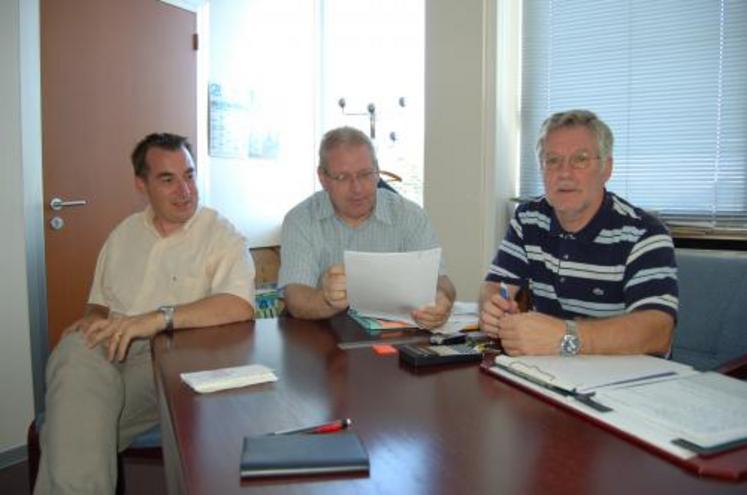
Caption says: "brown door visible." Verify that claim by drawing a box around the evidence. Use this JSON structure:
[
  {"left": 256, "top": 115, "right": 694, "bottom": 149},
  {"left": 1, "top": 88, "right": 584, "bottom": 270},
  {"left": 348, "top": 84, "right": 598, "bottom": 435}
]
[{"left": 42, "top": 0, "right": 197, "bottom": 348}]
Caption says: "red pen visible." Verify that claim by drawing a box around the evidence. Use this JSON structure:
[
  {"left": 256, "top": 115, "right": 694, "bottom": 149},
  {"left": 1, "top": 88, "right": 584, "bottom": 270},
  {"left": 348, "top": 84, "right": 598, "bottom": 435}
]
[{"left": 270, "top": 418, "right": 352, "bottom": 435}]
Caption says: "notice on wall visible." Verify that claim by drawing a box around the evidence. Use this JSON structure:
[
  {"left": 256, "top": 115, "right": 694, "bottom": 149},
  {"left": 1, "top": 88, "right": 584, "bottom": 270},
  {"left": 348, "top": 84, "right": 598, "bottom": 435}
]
[{"left": 208, "top": 82, "right": 280, "bottom": 160}]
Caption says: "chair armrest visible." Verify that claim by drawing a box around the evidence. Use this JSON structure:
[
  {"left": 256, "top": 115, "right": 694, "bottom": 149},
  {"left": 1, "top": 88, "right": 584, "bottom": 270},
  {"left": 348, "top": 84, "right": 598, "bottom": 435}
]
[
  {"left": 715, "top": 354, "right": 747, "bottom": 380},
  {"left": 379, "top": 170, "right": 403, "bottom": 182}
]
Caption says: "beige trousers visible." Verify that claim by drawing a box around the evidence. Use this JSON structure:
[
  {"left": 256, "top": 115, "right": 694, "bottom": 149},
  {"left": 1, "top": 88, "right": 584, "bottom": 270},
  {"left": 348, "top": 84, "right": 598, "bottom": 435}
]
[{"left": 34, "top": 333, "right": 159, "bottom": 495}]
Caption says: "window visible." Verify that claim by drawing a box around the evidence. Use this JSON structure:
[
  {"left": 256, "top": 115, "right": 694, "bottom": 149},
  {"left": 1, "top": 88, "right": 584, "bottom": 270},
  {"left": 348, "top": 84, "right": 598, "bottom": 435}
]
[
  {"left": 520, "top": 0, "right": 747, "bottom": 237},
  {"left": 207, "top": 0, "right": 318, "bottom": 247},
  {"left": 321, "top": 0, "right": 425, "bottom": 205},
  {"left": 206, "top": 0, "right": 425, "bottom": 247}
]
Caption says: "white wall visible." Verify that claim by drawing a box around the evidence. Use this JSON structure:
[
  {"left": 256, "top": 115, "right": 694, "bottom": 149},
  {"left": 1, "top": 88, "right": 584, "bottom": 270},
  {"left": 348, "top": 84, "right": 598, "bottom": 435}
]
[
  {"left": 425, "top": 0, "right": 514, "bottom": 301},
  {"left": 0, "top": 0, "right": 37, "bottom": 461}
]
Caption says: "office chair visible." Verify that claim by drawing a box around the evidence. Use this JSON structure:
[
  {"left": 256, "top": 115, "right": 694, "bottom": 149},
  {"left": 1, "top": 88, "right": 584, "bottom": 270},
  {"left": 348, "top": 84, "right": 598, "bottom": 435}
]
[
  {"left": 671, "top": 248, "right": 747, "bottom": 376},
  {"left": 377, "top": 170, "right": 402, "bottom": 193}
]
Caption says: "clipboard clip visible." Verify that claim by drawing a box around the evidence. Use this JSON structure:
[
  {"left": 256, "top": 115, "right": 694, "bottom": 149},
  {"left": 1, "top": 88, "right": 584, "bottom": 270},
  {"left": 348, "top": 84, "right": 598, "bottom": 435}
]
[{"left": 498, "top": 361, "right": 612, "bottom": 413}]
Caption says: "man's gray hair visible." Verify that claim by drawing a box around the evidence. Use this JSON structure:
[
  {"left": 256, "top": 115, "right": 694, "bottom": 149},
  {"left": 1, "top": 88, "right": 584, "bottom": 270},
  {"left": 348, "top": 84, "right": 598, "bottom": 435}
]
[
  {"left": 318, "top": 126, "right": 379, "bottom": 172},
  {"left": 535, "top": 109, "right": 614, "bottom": 167}
]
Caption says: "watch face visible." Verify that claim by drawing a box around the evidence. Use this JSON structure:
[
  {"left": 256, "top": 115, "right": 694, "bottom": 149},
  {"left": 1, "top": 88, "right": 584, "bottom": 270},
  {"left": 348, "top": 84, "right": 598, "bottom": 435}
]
[{"left": 561, "top": 334, "right": 581, "bottom": 356}]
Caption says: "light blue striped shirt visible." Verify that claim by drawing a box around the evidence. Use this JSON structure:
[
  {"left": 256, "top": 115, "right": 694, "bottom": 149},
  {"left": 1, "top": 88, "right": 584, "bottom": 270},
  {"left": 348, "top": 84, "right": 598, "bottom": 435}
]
[{"left": 279, "top": 189, "right": 445, "bottom": 289}]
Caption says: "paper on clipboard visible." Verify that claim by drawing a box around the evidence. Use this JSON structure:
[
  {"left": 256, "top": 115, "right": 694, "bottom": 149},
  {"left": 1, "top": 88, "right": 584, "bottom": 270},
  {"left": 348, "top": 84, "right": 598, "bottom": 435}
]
[
  {"left": 493, "top": 354, "right": 696, "bottom": 394},
  {"left": 344, "top": 248, "right": 441, "bottom": 326}
]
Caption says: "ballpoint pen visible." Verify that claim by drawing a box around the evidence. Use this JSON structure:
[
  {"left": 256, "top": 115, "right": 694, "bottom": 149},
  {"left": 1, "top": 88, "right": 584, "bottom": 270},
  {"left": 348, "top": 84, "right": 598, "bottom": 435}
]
[
  {"left": 270, "top": 418, "right": 352, "bottom": 435},
  {"left": 500, "top": 281, "right": 517, "bottom": 313},
  {"left": 499, "top": 282, "right": 510, "bottom": 301}
]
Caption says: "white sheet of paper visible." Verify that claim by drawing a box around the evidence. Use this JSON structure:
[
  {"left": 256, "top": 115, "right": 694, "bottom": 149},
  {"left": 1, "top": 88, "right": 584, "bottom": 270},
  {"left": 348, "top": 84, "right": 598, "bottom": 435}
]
[
  {"left": 596, "top": 372, "right": 747, "bottom": 448},
  {"left": 344, "top": 248, "right": 441, "bottom": 325},
  {"left": 180, "top": 364, "right": 277, "bottom": 394},
  {"left": 431, "top": 301, "right": 479, "bottom": 334}
]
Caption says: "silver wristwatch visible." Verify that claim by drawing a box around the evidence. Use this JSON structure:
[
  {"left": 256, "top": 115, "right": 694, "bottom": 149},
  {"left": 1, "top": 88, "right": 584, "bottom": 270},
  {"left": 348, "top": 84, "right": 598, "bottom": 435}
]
[
  {"left": 560, "top": 320, "right": 581, "bottom": 356},
  {"left": 158, "top": 305, "right": 175, "bottom": 334}
]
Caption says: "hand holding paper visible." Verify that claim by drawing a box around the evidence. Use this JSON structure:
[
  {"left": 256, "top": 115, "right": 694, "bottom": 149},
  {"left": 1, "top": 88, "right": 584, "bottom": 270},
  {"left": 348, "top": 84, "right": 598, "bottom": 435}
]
[
  {"left": 344, "top": 248, "right": 441, "bottom": 326},
  {"left": 322, "top": 264, "right": 349, "bottom": 311},
  {"left": 411, "top": 289, "right": 452, "bottom": 329}
]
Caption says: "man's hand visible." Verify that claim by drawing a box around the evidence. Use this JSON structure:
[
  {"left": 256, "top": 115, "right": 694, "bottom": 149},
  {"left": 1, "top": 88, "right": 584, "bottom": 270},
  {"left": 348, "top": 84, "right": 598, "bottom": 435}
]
[
  {"left": 412, "top": 291, "right": 453, "bottom": 329},
  {"left": 321, "top": 264, "right": 348, "bottom": 311},
  {"left": 494, "top": 312, "right": 565, "bottom": 356},
  {"left": 479, "top": 291, "right": 519, "bottom": 337},
  {"left": 61, "top": 313, "right": 107, "bottom": 337},
  {"left": 83, "top": 312, "right": 162, "bottom": 362}
]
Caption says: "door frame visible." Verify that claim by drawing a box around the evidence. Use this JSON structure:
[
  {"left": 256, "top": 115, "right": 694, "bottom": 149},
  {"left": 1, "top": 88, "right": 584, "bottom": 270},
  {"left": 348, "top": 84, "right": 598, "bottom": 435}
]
[{"left": 26, "top": 0, "right": 209, "bottom": 415}]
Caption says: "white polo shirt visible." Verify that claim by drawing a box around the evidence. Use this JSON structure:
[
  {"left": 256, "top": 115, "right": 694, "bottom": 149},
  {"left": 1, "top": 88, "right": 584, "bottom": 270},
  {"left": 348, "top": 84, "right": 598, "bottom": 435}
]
[{"left": 89, "top": 206, "right": 255, "bottom": 316}]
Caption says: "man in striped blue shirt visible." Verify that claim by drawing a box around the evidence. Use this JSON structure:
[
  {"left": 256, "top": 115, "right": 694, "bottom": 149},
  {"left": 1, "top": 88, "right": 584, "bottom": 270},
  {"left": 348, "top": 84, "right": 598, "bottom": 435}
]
[
  {"left": 280, "top": 126, "right": 456, "bottom": 328},
  {"left": 480, "top": 110, "right": 677, "bottom": 356}
]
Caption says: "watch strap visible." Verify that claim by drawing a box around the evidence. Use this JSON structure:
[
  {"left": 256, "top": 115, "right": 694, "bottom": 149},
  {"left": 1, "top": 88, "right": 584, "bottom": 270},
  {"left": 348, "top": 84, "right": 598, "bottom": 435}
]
[{"left": 159, "top": 305, "right": 175, "bottom": 334}]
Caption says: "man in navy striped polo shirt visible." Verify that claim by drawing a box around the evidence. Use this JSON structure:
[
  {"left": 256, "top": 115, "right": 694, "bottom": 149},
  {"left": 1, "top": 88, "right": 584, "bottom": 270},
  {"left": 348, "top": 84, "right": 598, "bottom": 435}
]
[{"left": 480, "top": 110, "right": 677, "bottom": 356}]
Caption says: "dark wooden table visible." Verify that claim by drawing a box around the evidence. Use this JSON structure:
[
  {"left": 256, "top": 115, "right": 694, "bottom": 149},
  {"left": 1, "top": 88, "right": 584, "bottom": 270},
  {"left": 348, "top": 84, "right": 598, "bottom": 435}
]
[{"left": 152, "top": 318, "right": 746, "bottom": 495}]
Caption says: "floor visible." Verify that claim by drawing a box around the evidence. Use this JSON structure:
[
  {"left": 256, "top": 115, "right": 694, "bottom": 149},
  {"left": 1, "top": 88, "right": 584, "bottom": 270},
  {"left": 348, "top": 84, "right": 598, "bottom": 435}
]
[{"left": 0, "top": 458, "right": 167, "bottom": 495}]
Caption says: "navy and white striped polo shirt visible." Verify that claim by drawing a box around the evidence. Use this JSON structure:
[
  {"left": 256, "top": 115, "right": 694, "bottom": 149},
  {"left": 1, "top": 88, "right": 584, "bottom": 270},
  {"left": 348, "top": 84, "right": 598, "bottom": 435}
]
[{"left": 485, "top": 191, "right": 678, "bottom": 320}]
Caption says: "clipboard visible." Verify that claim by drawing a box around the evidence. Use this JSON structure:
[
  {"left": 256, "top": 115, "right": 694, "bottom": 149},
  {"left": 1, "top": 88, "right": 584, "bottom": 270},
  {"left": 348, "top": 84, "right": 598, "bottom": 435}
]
[{"left": 481, "top": 356, "right": 747, "bottom": 480}]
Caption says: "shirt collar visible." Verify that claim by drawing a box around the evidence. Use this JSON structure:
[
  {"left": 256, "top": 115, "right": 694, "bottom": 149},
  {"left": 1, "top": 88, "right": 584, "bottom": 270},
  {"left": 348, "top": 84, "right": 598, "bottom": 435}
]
[
  {"left": 142, "top": 205, "right": 202, "bottom": 238},
  {"left": 314, "top": 189, "right": 393, "bottom": 226},
  {"left": 546, "top": 190, "right": 613, "bottom": 242}
]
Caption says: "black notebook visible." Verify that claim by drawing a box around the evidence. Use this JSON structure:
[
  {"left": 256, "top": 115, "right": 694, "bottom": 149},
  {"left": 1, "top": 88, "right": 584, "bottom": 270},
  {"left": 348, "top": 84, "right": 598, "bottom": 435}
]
[{"left": 240, "top": 432, "right": 370, "bottom": 479}]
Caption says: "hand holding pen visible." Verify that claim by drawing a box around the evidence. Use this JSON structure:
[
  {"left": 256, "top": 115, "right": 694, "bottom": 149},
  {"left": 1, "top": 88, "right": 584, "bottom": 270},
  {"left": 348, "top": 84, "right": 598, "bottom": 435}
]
[
  {"left": 270, "top": 418, "right": 352, "bottom": 436},
  {"left": 497, "top": 282, "right": 519, "bottom": 315},
  {"left": 479, "top": 281, "right": 519, "bottom": 338}
]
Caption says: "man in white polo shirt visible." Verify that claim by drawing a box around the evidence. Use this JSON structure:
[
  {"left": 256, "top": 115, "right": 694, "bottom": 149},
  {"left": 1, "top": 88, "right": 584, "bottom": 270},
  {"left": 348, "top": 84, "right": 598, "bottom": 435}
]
[{"left": 35, "top": 133, "right": 256, "bottom": 494}]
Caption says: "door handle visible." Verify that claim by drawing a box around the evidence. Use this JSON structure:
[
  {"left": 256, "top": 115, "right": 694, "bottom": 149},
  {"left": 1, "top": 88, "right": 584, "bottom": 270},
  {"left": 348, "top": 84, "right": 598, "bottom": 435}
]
[{"left": 49, "top": 197, "right": 87, "bottom": 211}]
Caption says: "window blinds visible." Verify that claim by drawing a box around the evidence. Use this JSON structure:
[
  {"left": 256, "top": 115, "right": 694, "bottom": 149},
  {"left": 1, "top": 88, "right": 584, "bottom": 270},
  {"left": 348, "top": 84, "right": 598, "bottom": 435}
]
[{"left": 520, "top": 0, "right": 747, "bottom": 236}]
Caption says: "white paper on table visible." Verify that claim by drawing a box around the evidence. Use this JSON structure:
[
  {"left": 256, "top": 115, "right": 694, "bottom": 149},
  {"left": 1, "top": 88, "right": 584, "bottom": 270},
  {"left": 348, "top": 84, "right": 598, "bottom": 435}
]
[
  {"left": 180, "top": 364, "right": 278, "bottom": 394},
  {"left": 431, "top": 301, "right": 479, "bottom": 334},
  {"left": 344, "top": 248, "right": 441, "bottom": 326}
]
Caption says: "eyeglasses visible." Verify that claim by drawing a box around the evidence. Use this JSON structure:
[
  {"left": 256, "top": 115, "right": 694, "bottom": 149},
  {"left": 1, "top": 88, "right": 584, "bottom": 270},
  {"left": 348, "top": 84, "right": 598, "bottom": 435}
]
[
  {"left": 323, "top": 168, "right": 379, "bottom": 185},
  {"left": 542, "top": 151, "right": 600, "bottom": 171}
]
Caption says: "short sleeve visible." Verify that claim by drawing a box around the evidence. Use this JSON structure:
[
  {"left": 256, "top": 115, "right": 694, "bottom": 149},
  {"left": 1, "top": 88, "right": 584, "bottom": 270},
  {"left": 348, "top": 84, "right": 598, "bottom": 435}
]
[
  {"left": 87, "top": 235, "right": 111, "bottom": 307},
  {"left": 400, "top": 202, "right": 445, "bottom": 274},
  {"left": 278, "top": 206, "right": 321, "bottom": 289},
  {"left": 485, "top": 206, "right": 529, "bottom": 285},
  {"left": 209, "top": 234, "right": 256, "bottom": 308},
  {"left": 623, "top": 221, "right": 679, "bottom": 319}
]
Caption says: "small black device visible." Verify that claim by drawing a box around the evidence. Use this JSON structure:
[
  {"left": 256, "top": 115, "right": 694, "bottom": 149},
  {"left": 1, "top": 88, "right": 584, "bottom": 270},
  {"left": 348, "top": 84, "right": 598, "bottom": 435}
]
[
  {"left": 429, "top": 333, "right": 467, "bottom": 345},
  {"left": 397, "top": 343, "right": 482, "bottom": 367}
]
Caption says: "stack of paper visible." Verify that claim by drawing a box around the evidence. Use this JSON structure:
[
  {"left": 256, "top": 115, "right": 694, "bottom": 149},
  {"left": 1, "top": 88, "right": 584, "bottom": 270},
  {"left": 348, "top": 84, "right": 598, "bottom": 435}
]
[
  {"left": 348, "top": 310, "right": 413, "bottom": 331},
  {"left": 181, "top": 364, "right": 278, "bottom": 393},
  {"left": 432, "top": 301, "right": 480, "bottom": 335}
]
